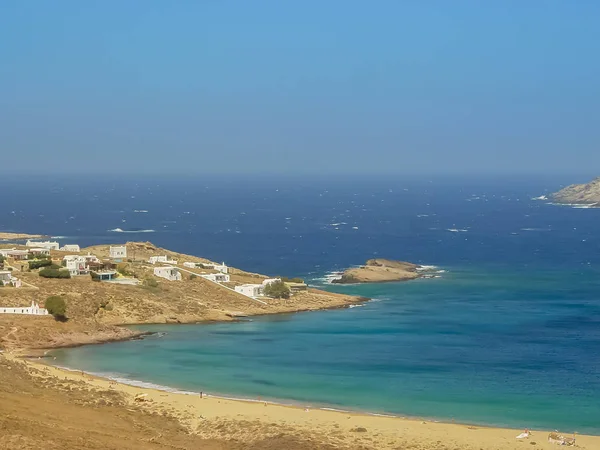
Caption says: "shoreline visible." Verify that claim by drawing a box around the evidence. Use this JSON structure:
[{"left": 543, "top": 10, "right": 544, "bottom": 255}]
[
  {"left": 9, "top": 353, "right": 599, "bottom": 449},
  {"left": 36, "top": 321, "right": 600, "bottom": 439}
]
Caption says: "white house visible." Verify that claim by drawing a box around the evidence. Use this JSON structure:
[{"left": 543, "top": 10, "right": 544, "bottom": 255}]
[
  {"left": 235, "top": 284, "right": 264, "bottom": 298},
  {"left": 26, "top": 240, "right": 60, "bottom": 250},
  {"left": 84, "top": 253, "right": 100, "bottom": 264},
  {"left": 28, "top": 247, "right": 51, "bottom": 257},
  {"left": 200, "top": 273, "right": 230, "bottom": 283},
  {"left": 60, "top": 244, "right": 80, "bottom": 252},
  {"left": 0, "top": 248, "right": 15, "bottom": 257},
  {"left": 262, "top": 278, "right": 281, "bottom": 286},
  {"left": 63, "top": 255, "right": 89, "bottom": 276},
  {"left": 214, "top": 262, "right": 228, "bottom": 274},
  {"left": 0, "top": 301, "right": 48, "bottom": 315},
  {"left": 183, "top": 262, "right": 198, "bottom": 268},
  {"left": 5, "top": 249, "right": 29, "bottom": 260},
  {"left": 0, "top": 271, "right": 21, "bottom": 287},
  {"left": 201, "top": 262, "right": 229, "bottom": 273},
  {"left": 109, "top": 245, "right": 127, "bottom": 260},
  {"left": 153, "top": 266, "right": 182, "bottom": 281},
  {"left": 148, "top": 255, "right": 177, "bottom": 265}
]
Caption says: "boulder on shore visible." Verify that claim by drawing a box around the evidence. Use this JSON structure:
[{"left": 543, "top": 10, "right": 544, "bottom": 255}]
[{"left": 332, "top": 259, "right": 422, "bottom": 284}]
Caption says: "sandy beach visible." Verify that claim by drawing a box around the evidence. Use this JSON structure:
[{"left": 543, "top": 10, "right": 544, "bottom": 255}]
[{"left": 2, "top": 352, "right": 596, "bottom": 450}]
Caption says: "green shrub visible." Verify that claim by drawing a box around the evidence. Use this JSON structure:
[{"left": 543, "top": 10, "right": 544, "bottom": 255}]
[
  {"left": 29, "top": 259, "right": 53, "bottom": 270},
  {"left": 39, "top": 268, "right": 71, "bottom": 279},
  {"left": 189, "top": 274, "right": 198, "bottom": 280},
  {"left": 263, "top": 280, "right": 291, "bottom": 299},
  {"left": 45, "top": 295, "right": 67, "bottom": 320},
  {"left": 279, "top": 276, "right": 305, "bottom": 283}
]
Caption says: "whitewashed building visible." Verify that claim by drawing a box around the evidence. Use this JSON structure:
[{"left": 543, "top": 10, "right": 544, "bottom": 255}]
[
  {"left": 60, "top": 244, "right": 81, "bottom": 252},
  {"left": 109, "top": 245, "right": 127, "bottom": 260},
  {"left": 148, "top": 255, "right": 177, "bottom": 265},
  {"left": 202, "top": 262, "right": 229, "bottom": 273},
  {"left": 262, "top": 278, "right": 281, "bottom": 286},
  {"left": 0, "top": 301, "right": 48, "bottom": 315},
  {"left": 5, "top": 249, "right": 29, "bottom": 260},
  {"left": 26, "top": 240, "right": 60, "bottom": 250},
  {"left": 153, "top": 266, "right": 182, "bottom": 281},
  {"left": 200, "top": 273, "right": 230, "bottom": 283},
  {"left": 183, "top": 262, "right": 199, "bottom": 268},
  {"left": 235, "top": 284, "right": 264, "bottom": 298},
  {"left": 63, "top": 255, "right": 89, "bottom": 276},
  {"left": 84, "top": 253, "right": 100, "bottom": 264},
  {"left": 214, "top": 262, "right": 228, "bottom": 274},
  {"left": 28, "top": 248, "right": 51, "bottom": 256},
  {"left": 0, "top": 270, "right": 21, "bottom": 287}
]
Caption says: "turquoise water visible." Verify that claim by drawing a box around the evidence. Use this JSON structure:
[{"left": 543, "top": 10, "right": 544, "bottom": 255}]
[
  {"left": 4, "top": 176, "right": 599, "bottom": 433},
  {"left": 52, "top": 266, "right": 600, "bottom": 433}
]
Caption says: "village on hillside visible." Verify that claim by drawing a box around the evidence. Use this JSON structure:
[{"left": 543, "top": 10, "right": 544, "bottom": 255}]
[{"left": 0, "top": 239, "right": 351, "bottom": 326}]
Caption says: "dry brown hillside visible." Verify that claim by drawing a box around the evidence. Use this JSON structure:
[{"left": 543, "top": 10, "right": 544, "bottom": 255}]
[{"left": 0, "top": 242, "right": 362, "bottom": 350}]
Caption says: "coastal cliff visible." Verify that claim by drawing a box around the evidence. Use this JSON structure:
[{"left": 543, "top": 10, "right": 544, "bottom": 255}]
[
  {"left": 333, "top": 259, "right": 422, "bottom": 284},
  {"left": 551, "top": 177, "right": 600, "bottom": 206}
]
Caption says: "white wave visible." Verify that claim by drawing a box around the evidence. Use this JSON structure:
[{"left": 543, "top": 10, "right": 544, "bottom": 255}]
[
  {"left": 532, "top": 195, "right": 548, "bottom": 200},
  {"left": 572, "top": 203, "right": 598, "bottom": 209},
  {"left": 108, "top": 228, "right": 155, "bottom": 233},
  {"left": 352, "top": 226, "right": 359, "bottom": 230},
  {"left": 521, "top": 228, "right": 550, "bottom": 231},
  {"left": 51, "top": 236, "right": 68, "bottom": 239},
  {"left": 416, "top": 265, "right": 438, "bottom": 271},
  {"left": 134, "top": 210, "right": 149, "bottom": 213},
  {"left": 315, "top": 271, "right": 344, "bottom": 284},
  {"left": 447, "top": 228, "right": 468, "bottom": 233},
  {"left": 348, "top": 304, "right": 364, "bottom": 308},
  {"left": 329, "top": 222, "right": 347, "bottom": 226}
]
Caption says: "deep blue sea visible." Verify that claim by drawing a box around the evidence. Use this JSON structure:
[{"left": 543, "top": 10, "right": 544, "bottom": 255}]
[{"left": 2, "top": 175, "right": 599, "bottom": 433}]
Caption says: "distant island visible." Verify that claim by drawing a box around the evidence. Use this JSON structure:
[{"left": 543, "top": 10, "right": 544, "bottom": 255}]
[
  {"left": 551, "top": 177, "right": 600, "bottom": 207},
  {"left": 332, "top": 258, "right": 426, "bottom": 284}
]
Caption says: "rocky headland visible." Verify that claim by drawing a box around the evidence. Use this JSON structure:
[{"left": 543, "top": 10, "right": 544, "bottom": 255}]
[
  {"left": 0, "top": 241, "right": 364, "bottom": 352},
  {"left": 551, "top": 177, "right": 600, "bottom": 206},
  {"left": 332, "top": 259, "right": 423, "bottom": 284}
]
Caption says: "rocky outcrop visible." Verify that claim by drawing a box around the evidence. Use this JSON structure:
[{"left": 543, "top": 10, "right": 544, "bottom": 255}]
[
  {"left": 551, "top": 177, "right": 600, "bottom": 206},
  {"left": 332, "top": 259, "right": 422, "bottom": 284}
]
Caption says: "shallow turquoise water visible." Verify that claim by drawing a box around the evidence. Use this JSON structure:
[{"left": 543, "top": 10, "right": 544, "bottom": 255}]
[{"left": 52, "top": 266, "right": 600, "bottom": 433}]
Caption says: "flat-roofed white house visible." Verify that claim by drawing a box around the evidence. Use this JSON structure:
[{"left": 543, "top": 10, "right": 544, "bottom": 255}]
[
  {"left": 262, "top": 278, "right": 281, "bottom": 286},
  {"left": 60, "top": 244, "right": 81, "bottom": 252},
  {"left": 0, "top": 301, "right": 48, "bottom": 315},
  {"left": 84, "top": 253, "right": 100, "bottom": 264},
  {"left": 0, "top": 271, "right": 21, "bottom": 287},
  {"left": 153, "top": 266, "right": 182, "bottom": 281},
  {"left": 5, "top": 249, "right": 29, "bottom": 260},
  {"left": 201, "top": 262, "right": 229, "bottom": 273},
  {"left": 109, "top": 245, "right": 127, "bottom": 261},
  {"left": 148, "top": 255, "right": 177, "bottom": 265},
  {"left": 200, "top": 273, "right": 230, "bottom": 283},
  {"left": 63, "top": 255, "right": 89, "bottom": 276},
  {"left": 214, "top": 262, "right": 228, "bottom": 274},
  {"left": 0, "top": 248, "right": 15, "bottom": 257},
  {"left": 28, "top": 247, "right": 51, "bottom": 257},
  {"left": 26, "top": 240, "right": 60, "bottom": 250},
  {"left": 235, "top": 284, "right": 264, "bottom": 298},
  {"left": 183, "top": 262, "right": 199, "bottom": 268}
]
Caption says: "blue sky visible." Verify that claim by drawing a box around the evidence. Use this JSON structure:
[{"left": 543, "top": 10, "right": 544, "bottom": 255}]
[{"left": 1, "top": 1, "right": 599, "bottom": 175}]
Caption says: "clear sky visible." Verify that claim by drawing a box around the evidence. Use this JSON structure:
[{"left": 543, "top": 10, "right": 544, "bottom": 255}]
[{"left": 1, "top": 1, "right": 599, "bottom": 175}]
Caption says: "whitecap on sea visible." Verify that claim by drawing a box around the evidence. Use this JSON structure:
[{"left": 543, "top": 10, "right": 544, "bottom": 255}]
[{"left": 108, "top": 228, "right": 155, "bottom": 233}]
